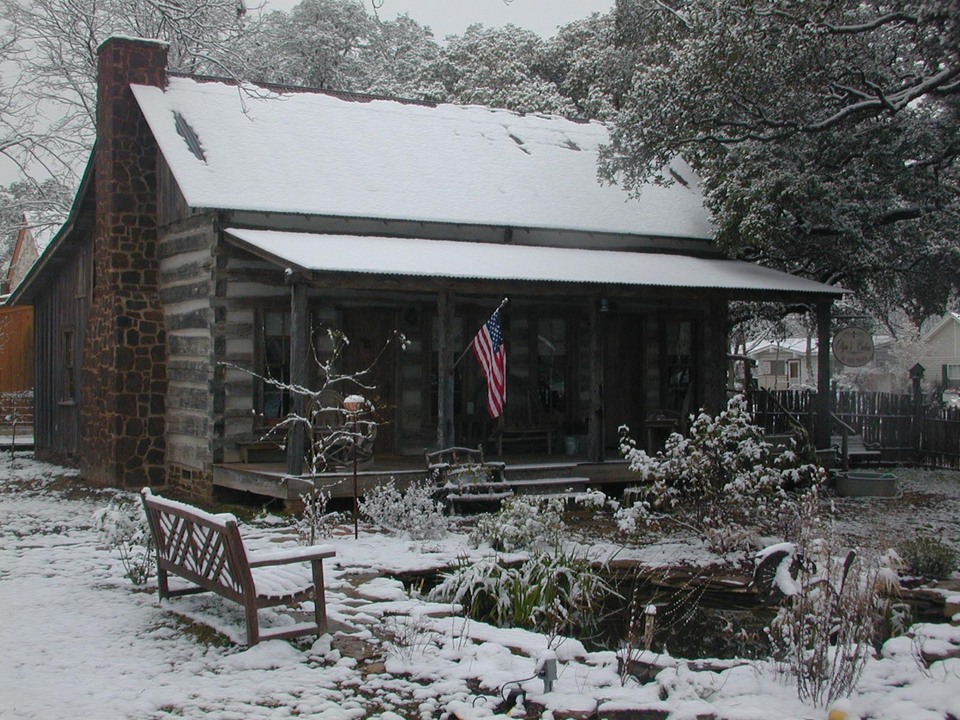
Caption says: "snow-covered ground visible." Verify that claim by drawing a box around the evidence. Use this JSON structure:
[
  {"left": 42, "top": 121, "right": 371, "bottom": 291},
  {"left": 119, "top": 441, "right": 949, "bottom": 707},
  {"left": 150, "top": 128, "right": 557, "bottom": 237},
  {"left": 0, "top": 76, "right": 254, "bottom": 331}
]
[{"left": 2, "top": 456, "right": 960, "bottom": 720}]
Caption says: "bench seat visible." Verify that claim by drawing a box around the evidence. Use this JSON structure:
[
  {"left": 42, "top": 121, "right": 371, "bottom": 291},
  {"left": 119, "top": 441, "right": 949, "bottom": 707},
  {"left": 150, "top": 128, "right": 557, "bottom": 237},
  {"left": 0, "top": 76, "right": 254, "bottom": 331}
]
[{"left": 141, "top": 488, "right": 335, "bottom": 645}]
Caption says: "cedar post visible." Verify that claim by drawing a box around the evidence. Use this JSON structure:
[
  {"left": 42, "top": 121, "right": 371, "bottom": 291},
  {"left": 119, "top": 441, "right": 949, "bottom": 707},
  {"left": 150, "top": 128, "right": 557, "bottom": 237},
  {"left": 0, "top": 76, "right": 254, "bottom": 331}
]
[
  {"left": 286, "top": 274, "right": 309, "bottom": 476},
  {"left": 437, "top": 290, "right": 455, "bottom": 448},
  {"left": 587, "top": 295, "right": 604, "bottom": 462},
  {"left": 815, "top": 300, "right": 832, "bottom": 449}
]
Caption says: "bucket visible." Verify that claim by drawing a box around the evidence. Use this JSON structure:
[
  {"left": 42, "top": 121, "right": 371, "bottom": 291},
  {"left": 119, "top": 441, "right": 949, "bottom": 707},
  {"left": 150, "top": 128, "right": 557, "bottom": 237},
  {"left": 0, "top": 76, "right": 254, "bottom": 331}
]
[{"left": 563, "top": 436, "right": 577, "bottom": 456}]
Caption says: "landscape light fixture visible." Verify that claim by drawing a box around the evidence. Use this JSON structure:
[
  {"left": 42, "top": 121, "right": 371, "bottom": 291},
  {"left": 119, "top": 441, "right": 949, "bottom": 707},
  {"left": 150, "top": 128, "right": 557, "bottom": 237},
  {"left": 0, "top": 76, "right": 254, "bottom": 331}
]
[{"left": 343, "top": 394, "right": 366, "bottom": 539}]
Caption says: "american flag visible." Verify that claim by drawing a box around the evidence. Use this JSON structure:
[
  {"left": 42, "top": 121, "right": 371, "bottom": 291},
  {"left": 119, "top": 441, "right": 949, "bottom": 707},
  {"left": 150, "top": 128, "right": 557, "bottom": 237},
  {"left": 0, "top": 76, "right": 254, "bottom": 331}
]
[{"left": 472, "top": 307, "right": 506, "bottom": 418}]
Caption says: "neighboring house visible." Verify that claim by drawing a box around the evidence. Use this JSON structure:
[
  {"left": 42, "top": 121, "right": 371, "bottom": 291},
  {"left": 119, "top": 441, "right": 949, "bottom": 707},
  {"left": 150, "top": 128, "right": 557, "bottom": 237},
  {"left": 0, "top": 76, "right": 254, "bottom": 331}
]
[
  {"left": 4, "top": 213, "right": 56, "bottom": 294},
  {"left": 749, "top": 335, "right": 901, "bottom": 392},
  {"left": 918, "top": 312, "right": 960, "bottom": 390},
  {"left": 0, "top": 215, "right": 56, "bottom": 395},
  {"left": 8, "top": 37, "right": 842, "bottom": 501},
  {"left": 749, "top": 338, "right": 814, "bottom": 390}
]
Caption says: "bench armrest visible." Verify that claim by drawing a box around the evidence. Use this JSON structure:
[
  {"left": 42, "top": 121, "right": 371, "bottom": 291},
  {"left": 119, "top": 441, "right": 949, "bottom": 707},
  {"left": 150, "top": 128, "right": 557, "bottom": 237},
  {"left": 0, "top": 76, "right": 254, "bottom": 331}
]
[{"left": 247, "top": 544, "right": 336, "bottom": 568}]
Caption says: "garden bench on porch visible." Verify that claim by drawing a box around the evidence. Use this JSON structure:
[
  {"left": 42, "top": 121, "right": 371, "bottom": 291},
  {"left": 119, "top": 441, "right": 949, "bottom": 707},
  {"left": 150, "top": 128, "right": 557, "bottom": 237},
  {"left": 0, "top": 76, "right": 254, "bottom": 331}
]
[
  {"left": 485, "top": 380, "right": 561, "bottom": 456},
  {"left": 141, "top": 488, "right": 335, "bottom": 645},
  {"left": 425, "top": 445, "right": 511, "bottom": 510}
]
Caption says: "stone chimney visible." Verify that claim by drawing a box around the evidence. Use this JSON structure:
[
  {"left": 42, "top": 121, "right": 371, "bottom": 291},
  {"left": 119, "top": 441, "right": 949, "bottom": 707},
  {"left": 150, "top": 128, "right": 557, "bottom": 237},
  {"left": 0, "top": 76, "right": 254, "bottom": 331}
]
[{"left": 81, "top": 37, "right": 169, "bottom": 488}]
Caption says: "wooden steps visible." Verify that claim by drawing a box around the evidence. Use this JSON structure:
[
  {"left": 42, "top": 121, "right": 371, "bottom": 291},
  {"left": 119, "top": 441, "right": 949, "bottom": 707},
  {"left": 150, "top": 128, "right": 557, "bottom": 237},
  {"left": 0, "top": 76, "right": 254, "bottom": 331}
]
[{"left": 445, "top": 476, "right": 591, "bottom": 512}]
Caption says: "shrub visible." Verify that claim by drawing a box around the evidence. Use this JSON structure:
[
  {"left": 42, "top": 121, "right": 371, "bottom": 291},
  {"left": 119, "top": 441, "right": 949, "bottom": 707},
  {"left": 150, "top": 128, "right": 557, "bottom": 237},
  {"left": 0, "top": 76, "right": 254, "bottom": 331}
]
[
  {"left": 93, "top": 498, "right": 154, "bottom": 585},
  {"left": 762, "top": 492, "right": 889, "bottom": 706},
  {"left": 616, "top": 395, "right": 825, "bottom": 553},
  {"left": 469, "top": 494, "right": 564, "bottom": 552},
  {"left": 898, "top": 535, "right": 958, "bottom": 580},
  {"left": 295, "top": 489, "right": 344, "bottom": 545},
  {"left": 428, "top": 549, "right": 612, "bottom": 639},
  {"left": 360, "top": 479, "right": 448, "bottom": 540}
]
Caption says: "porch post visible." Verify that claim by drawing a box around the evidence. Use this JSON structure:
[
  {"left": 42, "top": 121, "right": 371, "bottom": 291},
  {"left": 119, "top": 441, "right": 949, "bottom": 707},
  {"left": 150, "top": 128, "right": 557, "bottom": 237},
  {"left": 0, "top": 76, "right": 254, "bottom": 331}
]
[
  {"left": 437, "top": 290, "right": 455, "bottom": 448},
  {"left": 587, "top": 295, "right": 604, "bottom": 462},
  {"left": 286, "top": 275, "right": 309, "bottom": 475},
  {"left": 815, "top": 299, "right": 832, "bottom": 449}
]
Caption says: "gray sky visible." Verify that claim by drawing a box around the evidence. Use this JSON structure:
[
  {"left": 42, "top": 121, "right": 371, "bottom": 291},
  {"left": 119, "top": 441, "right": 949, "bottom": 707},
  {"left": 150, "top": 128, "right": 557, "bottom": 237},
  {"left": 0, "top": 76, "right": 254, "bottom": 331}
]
[
  {"left": 268, "top": 0, "right": 614, "bottom": 39},
  {"left": 1, "top": 0, "right": 614, "bottom": 186}
]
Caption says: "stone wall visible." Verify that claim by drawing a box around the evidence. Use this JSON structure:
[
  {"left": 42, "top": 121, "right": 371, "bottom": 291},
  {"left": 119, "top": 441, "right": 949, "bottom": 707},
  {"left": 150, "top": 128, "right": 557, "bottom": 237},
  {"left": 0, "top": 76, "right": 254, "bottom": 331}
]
[
  {"left": 80, "top": 38, "right": 169, "bottom": 488},
  {"left": 167, "top": 462, "right": 214, "bottom": 506}
]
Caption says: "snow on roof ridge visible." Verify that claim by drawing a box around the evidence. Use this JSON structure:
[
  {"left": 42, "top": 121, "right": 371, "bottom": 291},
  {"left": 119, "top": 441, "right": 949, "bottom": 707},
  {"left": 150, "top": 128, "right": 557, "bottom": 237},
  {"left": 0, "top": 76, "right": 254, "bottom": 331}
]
[
  {"left": 165, "top": 71, "right": 442, "bottom": 110},
  {"left": 133, "top": 77, "right": 714, "bottom": 238}
]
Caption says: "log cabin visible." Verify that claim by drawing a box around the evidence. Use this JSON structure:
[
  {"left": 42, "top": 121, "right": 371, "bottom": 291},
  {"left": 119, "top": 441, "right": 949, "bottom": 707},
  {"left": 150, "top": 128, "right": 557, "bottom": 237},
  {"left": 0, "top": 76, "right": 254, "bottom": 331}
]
[{"left": 8, "top": 37, "right": 843, "bottom": 503}]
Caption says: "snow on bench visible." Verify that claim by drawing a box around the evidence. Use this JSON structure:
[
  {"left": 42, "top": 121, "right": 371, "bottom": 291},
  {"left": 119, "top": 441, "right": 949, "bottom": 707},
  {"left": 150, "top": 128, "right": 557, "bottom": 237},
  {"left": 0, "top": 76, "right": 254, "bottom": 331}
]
[{"left": 140, "top": 488, "right": 335, "bottom": 645}]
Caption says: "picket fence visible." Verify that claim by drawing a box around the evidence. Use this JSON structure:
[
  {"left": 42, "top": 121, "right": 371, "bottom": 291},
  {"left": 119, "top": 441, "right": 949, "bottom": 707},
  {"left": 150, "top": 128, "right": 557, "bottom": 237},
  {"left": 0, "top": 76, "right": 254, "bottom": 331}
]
[{"left": 747, "top": 390, "right": 960, "bottom": 469}]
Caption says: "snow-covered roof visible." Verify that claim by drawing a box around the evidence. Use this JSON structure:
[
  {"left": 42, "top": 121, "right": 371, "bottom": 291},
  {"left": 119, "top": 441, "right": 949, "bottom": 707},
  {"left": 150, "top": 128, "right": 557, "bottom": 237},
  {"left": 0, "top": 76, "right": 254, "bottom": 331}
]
[
  {"left": 132, "top": 77, "right": 714, "bottom": 238},
  {"left": 749, "top": 339, "right": 814, "bottom": 357},
  {"left": 224, "top": 229, "right": 844, "bottom": 295},
  {"left": 922, "top": 312, "right": 960, "bottom": 343},
  {"left": 749, "top": 334, "right": 894, "bottom": 358}
]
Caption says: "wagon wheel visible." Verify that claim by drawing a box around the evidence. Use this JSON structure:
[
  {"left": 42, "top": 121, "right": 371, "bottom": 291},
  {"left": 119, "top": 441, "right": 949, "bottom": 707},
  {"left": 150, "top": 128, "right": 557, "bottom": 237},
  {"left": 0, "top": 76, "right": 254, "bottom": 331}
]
[{"left": 305, "top": 389, "right": 377, "bottom": 470}]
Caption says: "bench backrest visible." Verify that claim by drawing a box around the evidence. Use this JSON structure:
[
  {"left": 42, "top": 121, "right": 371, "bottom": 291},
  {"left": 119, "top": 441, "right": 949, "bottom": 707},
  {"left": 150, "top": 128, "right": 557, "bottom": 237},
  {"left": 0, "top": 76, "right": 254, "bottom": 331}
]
[
  {"left": 425, "top": 445, "right": 486, "bottom": 468},
  {"left": 141, "top": 488, "right": 254, "bottom": 604}
]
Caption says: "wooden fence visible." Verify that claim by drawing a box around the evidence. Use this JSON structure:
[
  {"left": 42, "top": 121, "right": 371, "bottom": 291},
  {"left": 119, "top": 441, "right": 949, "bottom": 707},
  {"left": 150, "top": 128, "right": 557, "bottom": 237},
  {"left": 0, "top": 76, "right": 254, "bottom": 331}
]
[
  {"left": 0, "top": 390, "right": 33, "bottom": 428},
  {"left": 748, "top": 390, "right": 960, "bottom": 469}
]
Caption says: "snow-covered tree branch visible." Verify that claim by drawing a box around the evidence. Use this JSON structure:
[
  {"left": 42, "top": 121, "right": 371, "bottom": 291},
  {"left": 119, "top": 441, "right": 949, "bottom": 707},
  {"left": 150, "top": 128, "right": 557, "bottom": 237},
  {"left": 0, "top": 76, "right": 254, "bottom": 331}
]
[{"left": 601, "top": 0, "right": 960, "bottom": 324}]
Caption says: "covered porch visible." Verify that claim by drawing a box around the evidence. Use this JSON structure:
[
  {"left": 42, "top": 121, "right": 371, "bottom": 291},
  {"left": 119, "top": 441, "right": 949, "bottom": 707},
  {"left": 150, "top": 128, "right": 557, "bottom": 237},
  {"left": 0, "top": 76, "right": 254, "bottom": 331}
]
[
  {"left": 218, "top": 229, "right": 844, "bottom": 487},
  {"left": 212, "top": 451, "right": 636, "bottom": 506}
]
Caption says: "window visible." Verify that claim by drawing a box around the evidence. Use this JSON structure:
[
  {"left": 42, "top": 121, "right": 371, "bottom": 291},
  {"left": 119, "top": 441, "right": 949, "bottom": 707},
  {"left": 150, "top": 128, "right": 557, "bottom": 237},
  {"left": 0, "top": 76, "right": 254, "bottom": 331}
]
[
  {"left": 768, "top": 360, "right": 787, "bottom": 376},
  {"left": 946, "top": 364, "right": 960, "bottom": 381},
  {"left": 664, "top": 320, "right": 695, "bottom": 410},
  {"left": 537, "top": 318, "right": 566, "bottom": 411},
  {"left": 259, "top": 311, "right": 291, "bottom": 421}
]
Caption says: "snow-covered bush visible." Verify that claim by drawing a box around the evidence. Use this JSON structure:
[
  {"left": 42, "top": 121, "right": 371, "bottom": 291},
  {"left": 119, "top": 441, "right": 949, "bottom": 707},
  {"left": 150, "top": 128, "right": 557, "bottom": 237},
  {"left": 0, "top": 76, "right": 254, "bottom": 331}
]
[
  {"left": 897, "top": 535, "right": 957, "bottom": 580},
  {"left": 295, "top": 489, "right": 343, "bottom": 545},
  {"left": 93, "top": 498, "right": 154, "bottom": 585},
  {"left": 469, "top": 494, "right": 564, "bottom": 552},
  {"left": 616, "top": 395, "right": 825, "bottom": 552},
  {"left": 761, "top": 492, "right": 892, "bottom": 706},
  {"left": 360, "top": 479, "right": 448, "bottom": 540},
  {"left": 429, "top": 549, "right": 612, "bottom": 638}
]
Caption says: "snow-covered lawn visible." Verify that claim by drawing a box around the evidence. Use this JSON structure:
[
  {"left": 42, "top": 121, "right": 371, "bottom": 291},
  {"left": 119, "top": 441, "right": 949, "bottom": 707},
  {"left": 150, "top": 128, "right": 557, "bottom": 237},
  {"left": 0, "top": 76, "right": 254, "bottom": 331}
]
[{"left": 2, "top": 456, "right": 960, "bottom": 720}]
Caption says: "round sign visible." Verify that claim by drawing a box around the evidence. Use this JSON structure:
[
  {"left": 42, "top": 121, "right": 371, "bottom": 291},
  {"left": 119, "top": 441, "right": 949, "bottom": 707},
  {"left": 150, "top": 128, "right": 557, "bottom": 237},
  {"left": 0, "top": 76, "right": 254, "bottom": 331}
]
[{"left": 832, "top": 327, "right": 874, "bottom": 367}]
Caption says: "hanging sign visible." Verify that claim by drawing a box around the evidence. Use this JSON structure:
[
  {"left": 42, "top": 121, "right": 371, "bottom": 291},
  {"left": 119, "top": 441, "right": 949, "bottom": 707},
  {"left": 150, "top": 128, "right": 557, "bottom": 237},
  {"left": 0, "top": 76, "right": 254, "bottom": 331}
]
[{"left": 832, "top": 327, "right": 874, "bottom": 367}]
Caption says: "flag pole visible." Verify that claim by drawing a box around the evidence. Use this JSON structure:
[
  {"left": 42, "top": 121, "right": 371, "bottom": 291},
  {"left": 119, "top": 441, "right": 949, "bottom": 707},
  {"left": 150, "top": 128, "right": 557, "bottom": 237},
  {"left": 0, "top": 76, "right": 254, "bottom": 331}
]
[{"left": 453, "top": 297, "right": 508, "bottom": 369}]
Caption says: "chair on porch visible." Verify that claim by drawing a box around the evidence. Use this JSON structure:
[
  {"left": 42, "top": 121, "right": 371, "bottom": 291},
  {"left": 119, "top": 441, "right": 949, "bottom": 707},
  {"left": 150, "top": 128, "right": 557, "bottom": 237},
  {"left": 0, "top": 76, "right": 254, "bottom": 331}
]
[
  {"left": 643, "top": 382, "right": 695, "bottom": 454},
  {"left": 484, "top": 377, "right": 562, "bottom": 456},
  {"left": 304, "top": 388, "right": 377, "bottom": 470}
]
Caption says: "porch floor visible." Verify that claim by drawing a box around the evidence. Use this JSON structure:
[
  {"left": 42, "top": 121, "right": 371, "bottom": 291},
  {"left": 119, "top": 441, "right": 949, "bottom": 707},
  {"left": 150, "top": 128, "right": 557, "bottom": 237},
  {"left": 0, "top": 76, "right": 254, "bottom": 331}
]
[{"left": 212, "top": 452, "right": 638, "bottom": 503}]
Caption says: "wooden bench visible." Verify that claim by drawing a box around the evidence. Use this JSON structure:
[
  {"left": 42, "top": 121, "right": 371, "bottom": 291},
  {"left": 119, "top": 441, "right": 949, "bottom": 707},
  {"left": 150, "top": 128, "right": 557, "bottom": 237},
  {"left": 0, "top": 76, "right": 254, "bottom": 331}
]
[
  {"left": 485, "top": 380, "right": 561, "bottom": 456},
  {"left": 141, "top": 488, "right": 335, "bottom": 645},
  {"left": 425, "top": 445, "right": 511, "bottom": 510},
  {"left": 237, "top": 439, "right": 285, "bottom": 463}
]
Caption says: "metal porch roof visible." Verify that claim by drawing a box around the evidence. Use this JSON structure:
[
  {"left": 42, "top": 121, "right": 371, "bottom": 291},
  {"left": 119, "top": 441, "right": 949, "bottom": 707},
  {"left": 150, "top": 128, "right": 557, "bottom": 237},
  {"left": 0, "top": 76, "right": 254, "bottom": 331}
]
[{"left": 223, "top": 229, "right": 844, "bottom": 297}]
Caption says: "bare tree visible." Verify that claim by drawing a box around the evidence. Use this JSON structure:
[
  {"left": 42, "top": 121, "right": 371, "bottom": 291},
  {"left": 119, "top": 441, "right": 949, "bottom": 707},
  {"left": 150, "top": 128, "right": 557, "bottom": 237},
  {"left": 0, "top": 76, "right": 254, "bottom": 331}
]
[{"left": 0, "top": 0, "right": 262, "bottom": 188}]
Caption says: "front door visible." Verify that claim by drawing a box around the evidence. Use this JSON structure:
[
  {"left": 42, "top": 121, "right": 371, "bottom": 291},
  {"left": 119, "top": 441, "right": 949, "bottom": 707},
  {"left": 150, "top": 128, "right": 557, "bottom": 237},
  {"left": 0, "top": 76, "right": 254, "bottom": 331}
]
[
  {"left": 341, "top": 309, "right": 399, "bottom": 453},
  {"left": 603, "top": 314, "right": 645, "bottom": 450}
]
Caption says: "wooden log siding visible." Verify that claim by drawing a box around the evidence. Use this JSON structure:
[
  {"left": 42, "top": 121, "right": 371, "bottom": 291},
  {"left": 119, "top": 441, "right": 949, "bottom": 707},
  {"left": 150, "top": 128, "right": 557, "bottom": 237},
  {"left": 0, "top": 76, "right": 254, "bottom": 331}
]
[
  {"left": 158, "top": 215, "right": 218, "bottom": 474},
  {"left": 219, "top": 249, "right": 291, "bottom": 462}
]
